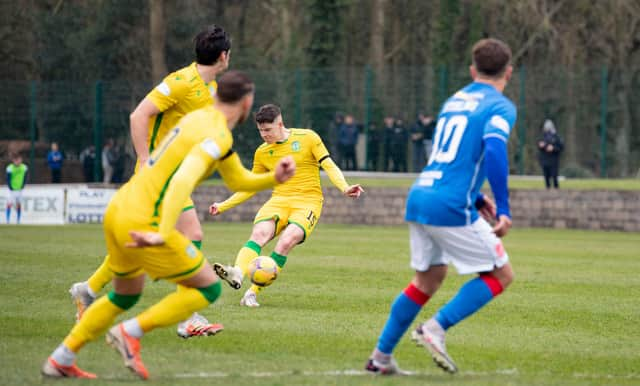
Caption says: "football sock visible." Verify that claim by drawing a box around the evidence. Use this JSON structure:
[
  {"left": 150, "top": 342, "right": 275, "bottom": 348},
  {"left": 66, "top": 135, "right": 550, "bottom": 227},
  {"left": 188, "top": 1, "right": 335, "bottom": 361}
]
[
  {"left": 137, "top": 282, "right": 221, "bottom": 333},
  {"left": 435, "top": 274, "right": 504, "bottom": 330},
  {"left": 376, "top": 283, "right": 430, "bottom": 354},
  {"left": 5, "top": 206, "right": 10, "bottom": 223},
  {"left": 63, "top": 294, "right": 128, "bottom": 352},
  {"left": 16, "top": 206, "right": 21, "bottom": 223},
  {"left": 192, "top": 240, "right": 202, "bottom": 250},
  {"left": 270, "top": 251, "right": 287, "bottom": 268},
  {"left": 87, "top": 256, "right": 114, "bottom": 295},
  {"left": 122, "top": 318, "right": 144, "bottom": 339},
  {"left": 235, "top": 240, "right": 261, "bottom": 276},
  {"left": 250, "top": 283, "right": 264, "bottom": 295},
  {"left": 51, "top": 344, "right": 76, "bottom": 366}
]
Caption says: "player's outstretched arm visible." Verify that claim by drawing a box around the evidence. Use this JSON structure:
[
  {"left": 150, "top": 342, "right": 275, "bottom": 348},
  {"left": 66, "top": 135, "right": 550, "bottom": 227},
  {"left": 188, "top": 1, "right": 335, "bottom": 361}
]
[
  {"left": 130, "top": 98, "right": 161, "bottom": 166},
  {"left": 218, "top": 152, "right": 294, "bottom": 192},
  {"left": 209, "top": 191, "right": 256, "bottom": 216},
  {"left": 319, "top": 157, "right": 364, "bottom": 198}
]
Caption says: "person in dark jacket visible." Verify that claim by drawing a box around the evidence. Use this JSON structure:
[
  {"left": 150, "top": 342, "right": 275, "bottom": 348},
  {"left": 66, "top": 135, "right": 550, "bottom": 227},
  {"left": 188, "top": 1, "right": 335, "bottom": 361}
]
[
  {"left": 385, "top": 118, "right": 408, "bottom": 172},
  {"left": 537, "top": 119, "right": 564, "bottom": 189},
  {"left": 338, "top": 114, "right": 359, "bottom": 170}
]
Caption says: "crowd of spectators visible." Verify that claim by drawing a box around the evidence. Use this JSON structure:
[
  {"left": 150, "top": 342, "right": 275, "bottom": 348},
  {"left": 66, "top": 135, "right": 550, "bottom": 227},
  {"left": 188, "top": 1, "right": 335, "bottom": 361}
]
[{"left": 329, "top": 112, "right": 436, "bottom": 172}]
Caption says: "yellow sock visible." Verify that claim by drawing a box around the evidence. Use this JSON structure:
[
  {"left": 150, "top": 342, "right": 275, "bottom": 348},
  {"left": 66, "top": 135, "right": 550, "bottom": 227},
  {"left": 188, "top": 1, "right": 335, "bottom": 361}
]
[
  {"left": 136, "top": 286, "right": 214, "bottom": 333},
  {"left": 63, "top": 295, "right": 125, "bottom": 352},
  {"left": 235, "top": 240, "right": 261, "bottom": 276},
  {"left": 87, "top": 255, "right": 114, "bottom": 294}
]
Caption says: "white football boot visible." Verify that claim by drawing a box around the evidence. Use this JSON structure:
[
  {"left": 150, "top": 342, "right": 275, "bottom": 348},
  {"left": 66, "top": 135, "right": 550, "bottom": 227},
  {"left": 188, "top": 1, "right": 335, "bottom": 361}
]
[
  {"left": 365, "top": 356, "right": 408, "bottom": 375},
  {"left": 69, "top": 282, "right": 96, "bottom": 321},
  {"left": 176, "top": 312, "right": 224, "bottom": 338},
  {"left": 411, "top": 318, "right": 458, "bottom": 373},
  {"left": 240, "top": 289, "right": 260, "bottom": 307},
  {"left": 213, "top": 263, "right": 243, "bottom": 290}
]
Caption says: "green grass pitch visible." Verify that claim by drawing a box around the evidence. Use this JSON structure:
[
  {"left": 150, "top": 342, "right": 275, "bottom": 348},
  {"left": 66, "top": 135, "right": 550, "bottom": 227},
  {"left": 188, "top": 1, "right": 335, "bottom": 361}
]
[{"left": 1, "top": 223, "right": 639, "bottom": 385}]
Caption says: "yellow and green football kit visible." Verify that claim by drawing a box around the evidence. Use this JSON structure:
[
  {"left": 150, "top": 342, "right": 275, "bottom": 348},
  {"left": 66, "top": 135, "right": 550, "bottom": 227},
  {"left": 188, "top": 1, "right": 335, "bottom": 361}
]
[
  {"left": 216, "top": 128, "right": 349, "bottom": 288},
  {"left": 106, "top": 106, "right": 277, "bottom": 282},
  {"left": 146, "top": 62, "right": 216, "bottom": 153},
  {"left": 86, "top": 62, "right": 215, "bottom": 295},
  {"left": 217, "top": 128, "right": 349, "bottom": 239},
  {"left": 62, "top": 107, "right": 280, "bottom": 353}
]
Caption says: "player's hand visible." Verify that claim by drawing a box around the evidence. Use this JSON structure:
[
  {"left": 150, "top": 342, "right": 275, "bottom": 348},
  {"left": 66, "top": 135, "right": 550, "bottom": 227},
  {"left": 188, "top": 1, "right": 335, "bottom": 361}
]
[
  {"left": 477, "top": 195, "right": 496, "bottom": 221},
  {"left": 126, "top": 231, "right": 165, "bottom": 247},
  {"left": 274, "top": 156, "right": 296, "bottom": 183},
  {"left": 137, "top": 156, "right": 149, "bottom": 169},
  {"left": 344, "top": 184, "right": 364, "bottom": 198},
  {"left": 209, "top": 202, "right": 221, "bottom": 216},
  {"left": 546, "top": 144, "right": 554, "bottom": 152},
  {"left": 492, "top": 215, "right": 512, "bottom": 238}
]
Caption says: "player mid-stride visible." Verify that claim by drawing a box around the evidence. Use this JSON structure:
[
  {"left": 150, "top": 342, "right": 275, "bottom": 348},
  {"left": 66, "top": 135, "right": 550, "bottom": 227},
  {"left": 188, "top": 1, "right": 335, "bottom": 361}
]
[
  {"left": 211, "top": 104, "right": 363, "bottom": 307},
  {"left": 69, "top": 25, "right": 230, "bottom": 338},
  {"left": 366, "top": 38, "right": 517, "bottom": 375},
  {"left": 42, "top": 71, "right": 295, "bottom": 380}
]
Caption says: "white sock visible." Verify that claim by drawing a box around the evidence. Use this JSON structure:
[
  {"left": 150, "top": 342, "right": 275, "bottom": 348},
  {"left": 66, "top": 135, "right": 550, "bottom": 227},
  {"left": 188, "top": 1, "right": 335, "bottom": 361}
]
[
  {"left": 425, "top": 318, "right": 445, "bottom": 338},
  {"left": 51, "top": 344, "right": 76, "bottom": 366},
  {"left": 122, "top": 318, "right": 144, "bottom": 338},
  {"left": 372, "top": 348, "right": 391, "bottom": 363},
  {"left": 85, "top": 283, "right": 97, "bottom": 298}
]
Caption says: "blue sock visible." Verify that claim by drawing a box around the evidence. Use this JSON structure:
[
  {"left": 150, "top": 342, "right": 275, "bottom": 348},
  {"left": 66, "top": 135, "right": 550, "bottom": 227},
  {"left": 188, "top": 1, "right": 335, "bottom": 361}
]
[
  {"left": 16, "top": 207, "right": 21, "bottom": 224},
  {"left": 376, "top": 284, "right": 429, "bottom": 354},
  {"left": 435, "top": 276, "right": 502, "bottom": 330},
  {"left": 5, "top": 207, "right": 10, "bottom": 223}
]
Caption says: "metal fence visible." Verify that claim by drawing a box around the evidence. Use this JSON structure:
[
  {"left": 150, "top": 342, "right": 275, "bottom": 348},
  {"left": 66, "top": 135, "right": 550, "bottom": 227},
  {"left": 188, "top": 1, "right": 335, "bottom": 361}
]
[{"left": 1, "top": 65, "right": 638, "bottom": 182}]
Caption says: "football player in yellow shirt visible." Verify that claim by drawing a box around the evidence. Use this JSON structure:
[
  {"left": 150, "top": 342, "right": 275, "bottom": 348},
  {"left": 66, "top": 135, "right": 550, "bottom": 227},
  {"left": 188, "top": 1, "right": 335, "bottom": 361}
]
[
  {"left": 211, "top": 104, "right": 364, "bottom": 307},
  {"left": 42, "top": 71, "right": 296, "bottom": 380},
  {"left": 69, "top": 25, "right": 230, "bottom": 337}
]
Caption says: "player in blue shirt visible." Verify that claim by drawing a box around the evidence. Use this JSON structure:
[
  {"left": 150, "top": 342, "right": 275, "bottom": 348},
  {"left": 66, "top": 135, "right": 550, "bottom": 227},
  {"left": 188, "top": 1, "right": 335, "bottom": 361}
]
[{"left": 366, "top": 38, "right": 516, "bottom": 375}]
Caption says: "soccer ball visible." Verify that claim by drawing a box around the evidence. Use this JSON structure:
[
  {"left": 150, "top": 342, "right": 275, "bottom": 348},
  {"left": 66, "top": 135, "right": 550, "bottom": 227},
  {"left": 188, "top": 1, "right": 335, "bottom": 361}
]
[{"left": 247, "top": 256, "right": 279, "bottom": 287}]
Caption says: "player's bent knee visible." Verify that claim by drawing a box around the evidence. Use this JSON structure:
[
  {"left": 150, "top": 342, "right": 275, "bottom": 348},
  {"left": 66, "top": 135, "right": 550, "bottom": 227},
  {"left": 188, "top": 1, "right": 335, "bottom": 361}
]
[
  {"left": 197, "top": 281, "right": 222, "bottom": 303},
  {"left": 107, "top": 291, "right": 141, "bottom": 310}
]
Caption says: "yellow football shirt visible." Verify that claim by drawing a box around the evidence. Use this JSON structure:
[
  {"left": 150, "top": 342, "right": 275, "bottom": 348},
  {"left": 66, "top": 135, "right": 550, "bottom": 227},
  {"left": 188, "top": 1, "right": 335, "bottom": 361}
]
[
  {"left": 115, "top": 105, "right": 231, "bottom": 224},
  {"left": 254, "top": 128, "right": 329, "bottom": 198},
  {"left": 146, "top": 62, "right": 216, "bottom": 151},
  {"left": 217, "top": 128, "right": 349, "bottom": 213}
]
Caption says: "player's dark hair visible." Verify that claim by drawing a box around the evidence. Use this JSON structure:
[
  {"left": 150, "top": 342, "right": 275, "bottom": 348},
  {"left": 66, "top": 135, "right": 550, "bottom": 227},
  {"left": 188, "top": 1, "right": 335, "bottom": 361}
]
[
  {"left": 255, "top": 104, "right": 282, "bottom": 124},
  {"left": 194, "top": 25, "right": 231, "bottom": 65},
  {"left": 472, "top": 38, "right": 512, "bottom": 77},
  {"left": 216, "top": 70, "right": 254, "bottom": 103}
]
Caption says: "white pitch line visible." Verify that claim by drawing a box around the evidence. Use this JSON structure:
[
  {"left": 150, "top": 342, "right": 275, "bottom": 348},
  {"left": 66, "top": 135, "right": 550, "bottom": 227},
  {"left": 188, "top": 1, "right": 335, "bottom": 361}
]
[{"left": 174, "top": 368, "right": 520, "bottom": 379}]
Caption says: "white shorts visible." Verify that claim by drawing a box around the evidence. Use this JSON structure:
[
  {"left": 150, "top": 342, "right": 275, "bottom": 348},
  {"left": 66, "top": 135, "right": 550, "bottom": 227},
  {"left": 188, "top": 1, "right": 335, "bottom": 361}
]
[
  {"left": 6, "top": 190, "right": 23, "bottom": 206},
  {"left": 409, "top": 218, "right": 509, "bottom": 275}
]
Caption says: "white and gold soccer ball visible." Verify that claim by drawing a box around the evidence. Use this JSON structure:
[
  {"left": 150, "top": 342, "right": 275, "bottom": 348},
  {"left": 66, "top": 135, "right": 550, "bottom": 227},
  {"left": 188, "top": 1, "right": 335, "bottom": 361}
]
[{"left": 247, "top": 256, "right": 279, "bottom": 287}]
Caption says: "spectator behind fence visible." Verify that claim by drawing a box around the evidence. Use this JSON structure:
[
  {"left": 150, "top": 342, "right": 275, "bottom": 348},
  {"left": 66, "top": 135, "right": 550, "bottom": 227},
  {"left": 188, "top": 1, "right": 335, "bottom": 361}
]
[
  {"left": 385, "top": 117, "right": 408, "bottom": 172},
  {"left": 79, "top": 145, "right": 96, "bottom": 183},
  {"left": 410, "top": 113, "right": 426, "bottom": 172},
  {"left": 537, "top": 119, "right": 564, "bottom": 189},
  {"left": 46, "top": 142, "right": 64, "bottom": 183},
  {"left": 338, "top": 114, "right": 359, "bottom": 170},
  {"left": 102, "top": 138, "right": 115, "bottom": 183},
  {"left": 383, "top": 116, "right": 394, "bottom": 171},
  {"left": 421, "top": 114, "right": 436, "bottom": 160},
  {"left": 366, "top": 122, "right": 382, "bottom": 171},
  {"left": 327, "top": 112, "right": 344, "bottom": 157}
]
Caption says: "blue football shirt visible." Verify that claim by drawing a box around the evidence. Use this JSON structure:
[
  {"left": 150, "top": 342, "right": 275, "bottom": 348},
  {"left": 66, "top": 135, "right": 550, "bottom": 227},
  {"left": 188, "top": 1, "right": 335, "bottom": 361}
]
[{"left": 405, "top": 82, "right": 517, "bottom": 226}]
